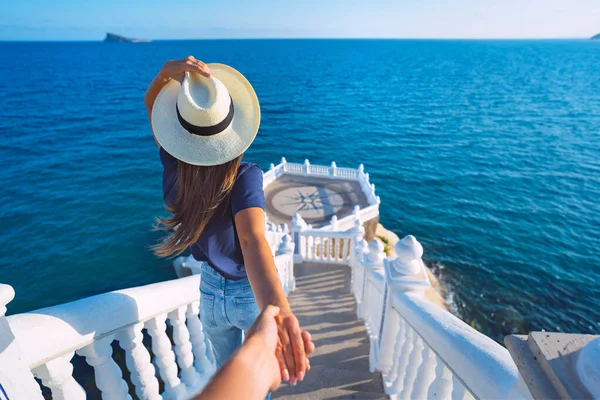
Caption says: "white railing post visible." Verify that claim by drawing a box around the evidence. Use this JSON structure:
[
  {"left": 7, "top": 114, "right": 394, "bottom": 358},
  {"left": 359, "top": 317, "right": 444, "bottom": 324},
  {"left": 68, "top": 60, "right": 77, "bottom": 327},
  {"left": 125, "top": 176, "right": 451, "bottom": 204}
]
[
  {"left": 291, "top": 213, "right": 306, "bottom": 264},
  {"left": 303, "top": 159, "right": 310, "bottom": 175},
  {"left": 379, "top": 235, "right": 431, "bottom": 387},
  {"left": 330, "top": 215, "right": 338, "bottom": 231},
  {"left": 362, "top": 240, "right": 386, "bottom": 373},
  {"left": 0, "top": 284, "right": 44, "bottom": 399},
  {"left": 384, "top": 235, "right": 431, "bottom": 294},
  {"left": 277, "top": 234, "right": 296, "bottom": 293},
  {"left": 330, "top": 161, "right": 337, "bottom": 176}
]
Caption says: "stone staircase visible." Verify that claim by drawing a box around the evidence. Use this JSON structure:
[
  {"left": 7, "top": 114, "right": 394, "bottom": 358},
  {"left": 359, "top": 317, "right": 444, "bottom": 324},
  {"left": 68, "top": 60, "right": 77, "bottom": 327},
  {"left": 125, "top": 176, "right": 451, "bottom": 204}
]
[{"left": 274, "top": 263, "right": 386, "bottom": 399}]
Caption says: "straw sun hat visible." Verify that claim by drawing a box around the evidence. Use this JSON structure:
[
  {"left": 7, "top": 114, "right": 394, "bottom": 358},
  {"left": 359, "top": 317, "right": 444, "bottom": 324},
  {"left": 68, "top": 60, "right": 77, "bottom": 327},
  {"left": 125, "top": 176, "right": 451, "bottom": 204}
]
[{"left": 151, "top": 63, "right": 260, "bottom": 166}]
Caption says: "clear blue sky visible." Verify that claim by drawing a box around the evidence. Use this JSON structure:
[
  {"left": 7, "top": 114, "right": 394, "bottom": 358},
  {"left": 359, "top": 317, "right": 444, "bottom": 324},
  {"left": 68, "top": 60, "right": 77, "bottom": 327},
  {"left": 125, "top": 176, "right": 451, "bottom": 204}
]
[{"left": 1, "top": 0, "right": 599, "bottom": 41}]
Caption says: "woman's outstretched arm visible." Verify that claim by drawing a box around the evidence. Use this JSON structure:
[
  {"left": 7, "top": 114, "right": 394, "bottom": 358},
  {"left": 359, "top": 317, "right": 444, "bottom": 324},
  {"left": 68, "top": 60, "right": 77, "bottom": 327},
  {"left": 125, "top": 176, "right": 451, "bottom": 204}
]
[
  {"left": 235, "top": 207, "right": 310, "bottom": 386},
  {"left": 144, "top": 56, "right": 211, "bottom": 148}
]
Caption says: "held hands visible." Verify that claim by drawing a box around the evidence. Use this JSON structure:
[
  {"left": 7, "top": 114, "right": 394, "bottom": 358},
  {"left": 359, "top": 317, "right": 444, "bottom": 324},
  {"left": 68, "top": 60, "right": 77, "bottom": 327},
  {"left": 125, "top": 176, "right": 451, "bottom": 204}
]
[
  {"left": 275, "top": 307, "right": 315, "bottom": 385},
  {"left": 160, "top": 56, "right": 211, "bottom": 83},
  {"left": 244, "top": 306, "right": 315, "bottom": 391}
]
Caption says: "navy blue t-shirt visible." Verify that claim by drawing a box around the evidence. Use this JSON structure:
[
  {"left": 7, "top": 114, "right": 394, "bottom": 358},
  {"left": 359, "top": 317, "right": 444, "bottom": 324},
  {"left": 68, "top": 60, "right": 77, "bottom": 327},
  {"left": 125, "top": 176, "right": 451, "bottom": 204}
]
[{"left": 160, "top": 147, "right": 265, "bottom": 280}]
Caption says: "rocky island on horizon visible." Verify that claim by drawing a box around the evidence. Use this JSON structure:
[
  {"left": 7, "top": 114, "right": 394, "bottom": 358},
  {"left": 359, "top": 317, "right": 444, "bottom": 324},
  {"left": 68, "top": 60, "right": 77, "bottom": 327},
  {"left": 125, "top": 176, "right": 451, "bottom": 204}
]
[
  {"left": 592, "top": 33, "right": 600, "bottom": 40},
  {"left": 104, "top": 33, "right": 151, "bottom": 43}
]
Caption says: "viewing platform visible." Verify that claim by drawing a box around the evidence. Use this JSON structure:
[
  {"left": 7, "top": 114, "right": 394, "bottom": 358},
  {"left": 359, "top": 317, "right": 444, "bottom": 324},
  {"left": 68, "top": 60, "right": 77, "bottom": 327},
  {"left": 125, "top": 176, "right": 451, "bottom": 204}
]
[{"left": 0, "top": 160, "right": 598, "bottom": 400}]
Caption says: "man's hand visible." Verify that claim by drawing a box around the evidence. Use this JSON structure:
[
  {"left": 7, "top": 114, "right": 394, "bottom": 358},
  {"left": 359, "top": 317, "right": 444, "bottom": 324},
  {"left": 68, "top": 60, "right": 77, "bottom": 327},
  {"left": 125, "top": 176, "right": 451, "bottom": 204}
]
[{"left": 244, "top": 305, "right": 283, "bottom": 392}]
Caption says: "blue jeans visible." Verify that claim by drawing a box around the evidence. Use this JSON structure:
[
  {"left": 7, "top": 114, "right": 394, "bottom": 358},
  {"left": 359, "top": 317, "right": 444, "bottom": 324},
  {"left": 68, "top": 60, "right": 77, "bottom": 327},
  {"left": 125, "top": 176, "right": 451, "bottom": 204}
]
[{"left": 199, "top": 263, "right": 261, "bottom": 366}]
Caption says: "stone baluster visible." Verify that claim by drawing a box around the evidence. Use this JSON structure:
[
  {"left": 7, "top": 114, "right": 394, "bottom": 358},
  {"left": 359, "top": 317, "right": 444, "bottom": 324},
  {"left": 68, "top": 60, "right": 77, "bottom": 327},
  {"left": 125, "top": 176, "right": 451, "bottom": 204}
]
[
  {"left": 411, "top": 345, "right": 437, "bottom": 399},
  {"left": 340, "top": 238, "right": 348, "bottom": 261},
  {"left": 33, "top": 353, "right": 86, "bottom": 400},
  {"left": 77, "top": 336, "right": 132, "bottom": 400},
  {"left": 269, "top": 163, "right": 275, "bottom": 171},
  {"left": 352, "top": 204, "right": 360, "bottom": 221},
  {"left": 303, "top": 159, "right": 310, "bottom": 175},
  {"left": 427, "top": 356, "right": 454, "bottom": 399},
  {"left": 352, "top": 237, "right": 369, "bottom": 315},
  {"left": 278, "top": 234, "right": 295, "bottom": 293},
  {"left": 117, "top": 323, "right": 161, "bottom": 400},
  {"left": 379, "top": 303, "right": 402, "bottom": 376},
  {"left": 185, "top": 301, "right": 214, "bottom": 375},
  {"left": 330, "top": 161, "right": 337, "bottom": 176},
  {"left": 391, "top": 324, "right": 414, "bottom": 394},
  {"left": 169, "top": 306, "right": 200, "bottom": 388},
  {"left": 146, "top": 314, "right": 185, "bottom": 399},
  {"left": 280, "top": 157, "right": 287, "bottom": 173},
  {"left": 0, "top": 284, "right": 44, "bottom": 399},
  {"left": 330, "top": 214, "right": 338, "bottom": 230},
  {"left": 361, "top": 240, "right": 385, "bottom": 322},
  {"left": 358, "top": 163, "right": 364, "bottom": 174},
  {"left": 308, "top": 235, "right": 315, "bottom": 261},
  {"left": 384, "top": 315, "right": 405, "bottom": 388},
  {"left": 290, "top": 213, "right": 305, "bottom": 264},
  {"left": 399, "top": 334, "right": 424, "bottom": 399}
]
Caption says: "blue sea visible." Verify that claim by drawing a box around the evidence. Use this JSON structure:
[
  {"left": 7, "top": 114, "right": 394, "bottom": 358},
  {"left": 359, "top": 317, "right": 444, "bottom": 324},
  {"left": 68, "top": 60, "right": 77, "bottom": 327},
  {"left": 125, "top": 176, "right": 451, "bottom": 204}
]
[{"left": 1, "top": 39, "right": 598, "bottom": 342}]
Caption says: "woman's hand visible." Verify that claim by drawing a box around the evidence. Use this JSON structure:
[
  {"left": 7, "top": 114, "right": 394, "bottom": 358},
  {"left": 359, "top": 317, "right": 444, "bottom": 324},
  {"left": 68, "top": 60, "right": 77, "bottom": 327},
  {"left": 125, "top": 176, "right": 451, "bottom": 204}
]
[
  {"left": 276, "top": 307, "right": 311, "bottom": 385},
  {"left": 145, "top": 55, "right": 211, "bottom": 147},
  {"left": 159, "top": 55, "right": 211, "bottom": 82}
]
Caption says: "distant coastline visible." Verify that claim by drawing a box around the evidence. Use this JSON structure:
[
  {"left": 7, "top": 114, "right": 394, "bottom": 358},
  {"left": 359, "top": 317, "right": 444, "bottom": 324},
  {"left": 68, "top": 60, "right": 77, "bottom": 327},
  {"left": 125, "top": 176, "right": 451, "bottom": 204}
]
[
  {"left": 592, "top": 33, "right": 600, "bottom": 40},
  {"left": 104, "top": 33, "right": 151, "bottom": 43}
]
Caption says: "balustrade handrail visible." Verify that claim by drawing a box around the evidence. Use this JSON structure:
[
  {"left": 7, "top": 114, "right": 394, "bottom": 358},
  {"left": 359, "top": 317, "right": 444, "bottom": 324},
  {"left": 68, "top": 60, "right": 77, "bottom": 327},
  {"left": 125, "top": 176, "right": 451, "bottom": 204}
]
[
  {"left": 298, "top": 229, "right": 356, "bottom": 239},
  {"left": 7, "top": 275, "right": 201, "bottom": 368},
  {"left": 391, "top": 288, "right": 522, "bottom": 399}
]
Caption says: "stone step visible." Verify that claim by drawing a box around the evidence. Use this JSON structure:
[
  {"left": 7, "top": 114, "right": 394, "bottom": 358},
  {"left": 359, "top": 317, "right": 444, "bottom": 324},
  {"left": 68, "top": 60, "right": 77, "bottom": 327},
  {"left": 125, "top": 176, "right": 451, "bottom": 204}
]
[{"left": 273, "top": 263, "right": 386, "bottom": 399}]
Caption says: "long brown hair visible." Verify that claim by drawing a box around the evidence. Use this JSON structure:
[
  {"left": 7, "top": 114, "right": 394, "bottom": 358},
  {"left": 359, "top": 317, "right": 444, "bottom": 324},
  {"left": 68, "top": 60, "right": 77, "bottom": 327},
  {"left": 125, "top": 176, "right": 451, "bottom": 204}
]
[{"left": 153, "top": 155, "right": 243, "bottom": 257}]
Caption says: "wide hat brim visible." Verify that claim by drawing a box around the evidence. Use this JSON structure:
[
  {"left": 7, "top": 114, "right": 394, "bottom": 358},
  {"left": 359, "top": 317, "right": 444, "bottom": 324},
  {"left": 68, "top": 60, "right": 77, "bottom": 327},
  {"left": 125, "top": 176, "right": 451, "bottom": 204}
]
[{"left": 151, "top": 63, "right": 260, "bottom": 166}]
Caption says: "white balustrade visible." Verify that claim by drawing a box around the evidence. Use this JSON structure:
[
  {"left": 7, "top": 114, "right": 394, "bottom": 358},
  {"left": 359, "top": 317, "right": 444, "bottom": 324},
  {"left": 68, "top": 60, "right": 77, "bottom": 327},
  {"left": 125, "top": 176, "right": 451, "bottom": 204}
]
[
  {"left": 32, "top": 353, "right": 86, "bottom": 400},
  {"left": 262, "top": 159, "right": 379, "bottom": 233},
  {"left": 0, "top": 284, "right": 43, "bottom": 399},
  {"left": 2, "top": 274, "right": 229, "bottom": 398},
  {"left": 186, "top": 301, "right": 215, "bottom": 376},
  {"left": 77, "top": 336, "right": 132, "bottom": 400},
  {"left": 117, "top": 323, "right": 161, "bottom": 400},
  {"left": 146, "top": 314, "right": 186, "bottom": 399},
  {"left": 296, "top": 229, "right": 355, "bottom": 264},
  {"left": 169, "top": 306, "right": 200, "bottom": 388},
  {"left": 350, "top": 235, "right": 528, "bottom": 400}
]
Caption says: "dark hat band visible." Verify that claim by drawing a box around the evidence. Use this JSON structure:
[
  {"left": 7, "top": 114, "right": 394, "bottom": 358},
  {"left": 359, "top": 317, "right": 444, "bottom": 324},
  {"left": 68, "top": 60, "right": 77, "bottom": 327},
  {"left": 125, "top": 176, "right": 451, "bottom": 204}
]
[{"left": 176, "top": 96, "right": 234, "bottom": 137}]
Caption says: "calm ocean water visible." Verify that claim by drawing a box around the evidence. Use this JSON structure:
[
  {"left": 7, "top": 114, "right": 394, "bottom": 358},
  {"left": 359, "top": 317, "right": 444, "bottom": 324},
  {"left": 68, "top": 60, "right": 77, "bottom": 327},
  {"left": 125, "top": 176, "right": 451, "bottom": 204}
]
[{"left": 0, "top": 39, "right": 598, "bottom": 342}]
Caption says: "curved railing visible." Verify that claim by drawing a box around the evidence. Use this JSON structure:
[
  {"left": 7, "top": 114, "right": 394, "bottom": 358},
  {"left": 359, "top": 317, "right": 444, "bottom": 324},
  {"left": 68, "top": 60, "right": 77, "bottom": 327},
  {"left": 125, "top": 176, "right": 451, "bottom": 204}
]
[
  {"left": 0, "top": 233, "right": 295, "bottom": 400},
  {"left": 351, "top": 234, "right": 531, "bottom": 400},
  {"left": 263, "top": 158, "right": 380, "bottom": 234}
]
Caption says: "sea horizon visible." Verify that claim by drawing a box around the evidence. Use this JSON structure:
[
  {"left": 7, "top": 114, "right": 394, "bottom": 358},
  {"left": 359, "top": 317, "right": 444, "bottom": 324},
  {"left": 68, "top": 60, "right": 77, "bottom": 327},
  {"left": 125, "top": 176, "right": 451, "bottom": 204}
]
[{"left": 0, "top": 37, "right": 597, "bottom": 42}]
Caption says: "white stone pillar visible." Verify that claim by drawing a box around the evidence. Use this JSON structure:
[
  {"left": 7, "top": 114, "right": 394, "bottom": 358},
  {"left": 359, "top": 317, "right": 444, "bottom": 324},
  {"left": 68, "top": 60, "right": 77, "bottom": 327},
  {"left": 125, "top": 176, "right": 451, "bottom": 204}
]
[
  {"left": 330, "top": 161, "right": 337, "bottom": 176},
  {"left": 303, "top": 159, "right": 310, "bottom": 175},
  {"left": 0, "top": 284, "right": 44, "bottom": 399},
  {"left": 277, "top": 234, "right": 296, "bottom": 293},
  {"left": 291, "top": 213, "right": 305, "bottom": 264}
]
